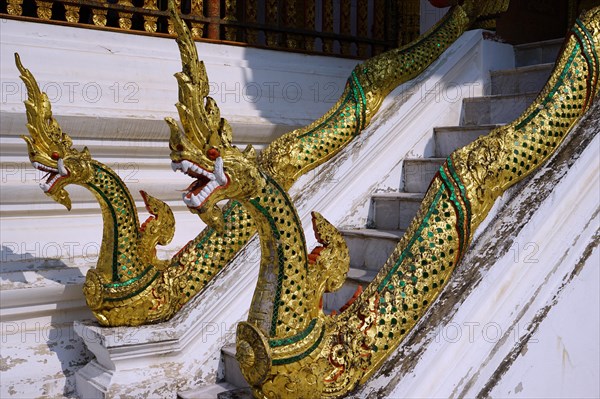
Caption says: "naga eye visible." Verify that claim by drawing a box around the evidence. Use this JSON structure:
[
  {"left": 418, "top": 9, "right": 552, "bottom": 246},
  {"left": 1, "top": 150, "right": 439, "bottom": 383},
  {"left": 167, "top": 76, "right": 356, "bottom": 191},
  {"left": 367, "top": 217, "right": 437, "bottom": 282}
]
[
  {"left": 176, "top": 144, "right": 184, "bottom": 151},
  {"left": 207, "top": 148, "right": 220, "bottom": 161},
  {"left": 51, "top": 152, "right": 60, "bottom": 160}
]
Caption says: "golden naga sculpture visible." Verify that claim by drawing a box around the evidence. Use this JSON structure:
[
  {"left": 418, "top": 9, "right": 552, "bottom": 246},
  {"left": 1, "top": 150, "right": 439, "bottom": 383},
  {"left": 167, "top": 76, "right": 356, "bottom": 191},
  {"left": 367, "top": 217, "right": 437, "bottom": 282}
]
[
  {"left": 17, "top": 0, "right": 507, "bottom": 326},
  {"left": 169, "top": 4, "right": 599, "bottom": 398}
]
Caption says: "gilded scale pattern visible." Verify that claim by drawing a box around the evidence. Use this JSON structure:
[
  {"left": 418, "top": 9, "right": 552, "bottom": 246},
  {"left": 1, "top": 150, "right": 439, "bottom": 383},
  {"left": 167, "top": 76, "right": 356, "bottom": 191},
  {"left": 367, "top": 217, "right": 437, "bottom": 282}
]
[
  {"left": 232, "top": 8, "right": 599, "bottom": 398},
  {"left": 17, "top": 0, "right": 505, "bottom": 326},
  {"left": 160, "top": 3, "right": 600, "bottom": 399},
  {"left": 261, "top": 1, "right": 511, "bottom": 189}
]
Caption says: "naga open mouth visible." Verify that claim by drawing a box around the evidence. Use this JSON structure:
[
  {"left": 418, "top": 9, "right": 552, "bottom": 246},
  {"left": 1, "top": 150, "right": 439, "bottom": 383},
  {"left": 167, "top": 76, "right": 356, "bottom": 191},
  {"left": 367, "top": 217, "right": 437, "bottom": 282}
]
[
  {"left": 33, "top": 159, "right": 69, "bottom": 192},
  {"left": 172, "top": 158, "right": 228, "bottom": 209}
]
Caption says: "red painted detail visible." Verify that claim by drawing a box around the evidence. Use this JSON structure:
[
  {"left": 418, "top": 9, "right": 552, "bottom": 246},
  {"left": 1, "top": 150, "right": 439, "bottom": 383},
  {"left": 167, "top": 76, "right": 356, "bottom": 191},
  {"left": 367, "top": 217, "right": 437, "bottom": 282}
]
[
  {"left": 207, "top": 147, "right": 220, "bottom": 160},
  {"left": 339, "top": 285, "right": 363, "bottom": 313}
]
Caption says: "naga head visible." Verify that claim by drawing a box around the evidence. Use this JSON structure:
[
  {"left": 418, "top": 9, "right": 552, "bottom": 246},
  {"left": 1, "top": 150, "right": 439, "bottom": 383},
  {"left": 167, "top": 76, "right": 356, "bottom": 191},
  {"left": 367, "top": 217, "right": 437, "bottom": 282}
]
[
  {"left": 15, "top": 53, "right": 93, "bottom": 210},
  {"left": 166, "top": 1, "right": 263, "bottom": 231}
]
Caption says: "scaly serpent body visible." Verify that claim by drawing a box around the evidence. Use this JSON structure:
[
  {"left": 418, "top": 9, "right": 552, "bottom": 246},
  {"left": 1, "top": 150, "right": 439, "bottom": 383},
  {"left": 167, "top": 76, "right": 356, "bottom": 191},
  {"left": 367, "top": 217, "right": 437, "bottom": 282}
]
[
  {"left": 163, "top": 0, "right": 509, "bottom": 326},
  {"left": 232, "top": 8, "right": 600, "bottom": 398},
  {"left": 261, "top": 3, "right": 495, "bottom": 189},
  {"left": 18, "top": 0, "right": 508, "bottom": 326}
]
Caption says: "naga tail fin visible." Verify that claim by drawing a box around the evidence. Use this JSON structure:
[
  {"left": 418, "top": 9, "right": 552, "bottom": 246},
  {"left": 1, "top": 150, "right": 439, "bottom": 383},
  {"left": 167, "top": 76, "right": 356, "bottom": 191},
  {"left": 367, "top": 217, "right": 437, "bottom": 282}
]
[
  {"left": 139, "top": 191, "right": 176, "bottom": 263},
  {"left": 309, "top": 212, "right": 350, "bottom": 296}
]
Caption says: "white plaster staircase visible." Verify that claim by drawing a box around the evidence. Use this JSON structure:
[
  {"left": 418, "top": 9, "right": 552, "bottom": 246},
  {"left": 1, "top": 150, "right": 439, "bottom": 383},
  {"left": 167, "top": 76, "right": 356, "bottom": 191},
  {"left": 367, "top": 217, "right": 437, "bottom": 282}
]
[
  {"left": 177, "top": 37, "right": 565, "bottom": 399},
  {"left": 321, "top": 38, "right": 562, "bottom": 315}
]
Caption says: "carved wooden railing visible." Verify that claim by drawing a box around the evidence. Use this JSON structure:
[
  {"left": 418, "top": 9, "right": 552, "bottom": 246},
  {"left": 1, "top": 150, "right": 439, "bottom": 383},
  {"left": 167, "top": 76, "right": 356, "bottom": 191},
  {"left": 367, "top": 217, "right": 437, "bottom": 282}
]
[{"left": 1, "top": 0, "right": 420, "bottom": 58}]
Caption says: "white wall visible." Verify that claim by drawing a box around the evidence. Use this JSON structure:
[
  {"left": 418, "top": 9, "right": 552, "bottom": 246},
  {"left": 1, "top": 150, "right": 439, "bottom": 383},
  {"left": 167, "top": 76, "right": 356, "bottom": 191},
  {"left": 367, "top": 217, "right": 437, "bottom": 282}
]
[{"left": 0, "top": 17, "right": 356, "bottom": 398}]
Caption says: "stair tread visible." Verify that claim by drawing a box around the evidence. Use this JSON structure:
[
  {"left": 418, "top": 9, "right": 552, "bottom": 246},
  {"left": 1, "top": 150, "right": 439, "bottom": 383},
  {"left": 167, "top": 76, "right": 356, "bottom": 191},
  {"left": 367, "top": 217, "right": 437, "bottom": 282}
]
[
  {"left": 371, "top": 192, "right": 425, "bottom": 200},
  {"left": 404, "top": 157, "right": 446, "bottom": 162},
  {"left": 346, "top": 267, "right": 379, "bottom": 283},
  {"left": 222, "top": 343, "right": 236, "bottom": 357},
  {"left": 514, "top": 37, "right": 564, "bottom": 50},
  {"left": 464, "top": 91, "right": 539, "bottom": 102},
  {"left": 491, "top": 62, "right": 554, "bottom": 76},
  {"left": 217, "top": 388, "right": 254, "bottom": 399},
  {"left": 178, "top": 382, "right": 239, "bottom": 399},
  {"left": 434, "top": 124, "right": 504, "bottom": 133},
  {"left": 341, "top": 228, "right": 405, "bottom": 240}
]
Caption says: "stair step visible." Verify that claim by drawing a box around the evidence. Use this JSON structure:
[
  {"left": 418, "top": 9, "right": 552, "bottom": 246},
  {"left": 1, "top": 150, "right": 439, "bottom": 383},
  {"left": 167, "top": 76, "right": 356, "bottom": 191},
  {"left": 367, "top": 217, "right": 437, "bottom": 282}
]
[
  {"left": 514, "top": 38, "right": 563, "bottom": 67},
  {"left": 221, "top": 344, "right": 249, "bottom": 389},
  {"left": 490, "top": 63, "right": 554, "bottom": 95},
  {"left": 178, "top": 382, "right": 239, "bottom": 399},
  {"left": 461, "top": 92, "right": 538, "bottom": 126},
  {"left": 403, "top": 158, "right": 446, "bottom": 193},
  {"left": 434, "top": 124, "right": 502, "bottom": 157},
  {"left": 371, "top": 192, "right": 425, "bottom": 230},
  {"left": 323, "top": 267, "right": 378, "bottom": 313},
  {"left": 341, "top": 229, "right": 404, "bottom": 270},
  {"left": 217, "top": 388, "right": 254, "bottom": 399}
]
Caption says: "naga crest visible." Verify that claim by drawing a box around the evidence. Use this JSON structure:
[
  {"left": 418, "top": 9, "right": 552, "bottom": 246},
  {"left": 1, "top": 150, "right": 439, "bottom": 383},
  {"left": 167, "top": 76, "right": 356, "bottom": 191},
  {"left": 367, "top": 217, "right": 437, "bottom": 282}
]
[
  {"left": 16, "top": 53, "right": 93, "bottom": 210},
  {"left": 166, "top": 0, "right": 263, "bottom": 230}
]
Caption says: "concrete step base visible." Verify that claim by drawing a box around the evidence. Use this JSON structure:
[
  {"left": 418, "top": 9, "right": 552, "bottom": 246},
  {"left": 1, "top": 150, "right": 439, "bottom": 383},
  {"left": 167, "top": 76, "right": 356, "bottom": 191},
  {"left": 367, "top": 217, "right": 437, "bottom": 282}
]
[
  {"left": 222, "top": 344, "right": 248, "bottom": 389},
  {"left": 217, "top": 388, "right": 254, "bottom": 399},
  {"left": 461, "top": 92, "right": 538, "bottom": 126},
  {"left": 403, "top": 158, "right": 446, "bottom": 193},
  {"left": 323, "top": 267, "right": 378, "bottom": 313},
  {"left": 434, "top": 125, "right": 502, "bottom": 157},
  {"left": 514, "top": 38, "right": 563, "bottom": 67},
  {"left": 371, "top": 192, "right": 425, "bottom": 231},
  {"left": 342, "top": 229, "right": 404, "bottom": 270},
  {"left": 490, "top": 63, "right": 554, "bottom": 95},
  {"left": 178, "top": 382, "right": 239, "bottom": 399}
]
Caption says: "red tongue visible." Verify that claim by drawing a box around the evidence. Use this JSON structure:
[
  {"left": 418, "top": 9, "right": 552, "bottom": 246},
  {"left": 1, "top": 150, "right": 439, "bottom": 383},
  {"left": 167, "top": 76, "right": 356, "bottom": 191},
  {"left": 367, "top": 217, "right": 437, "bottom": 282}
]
[
  {"left": 183, "top": 179, "right": 206, "bottom": 195},
  {"left": 44, "top": 172, "right": 56, "bottom": 184},
  {"left": 184, "top": 181, "right": 196, "bottom": 192}
]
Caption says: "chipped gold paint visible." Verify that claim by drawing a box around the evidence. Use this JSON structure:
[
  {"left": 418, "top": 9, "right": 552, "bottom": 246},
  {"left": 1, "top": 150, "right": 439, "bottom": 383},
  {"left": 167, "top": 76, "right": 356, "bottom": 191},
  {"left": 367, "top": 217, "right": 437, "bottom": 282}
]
[
  {"left": 161, "top": 2, "right": 600, "bottom": 397},
  {"left": 231, "top": 8, "right": 598, "bottom": 398},
  {"left": 18, "top": 0, "right": 504, "bottom": 326}
]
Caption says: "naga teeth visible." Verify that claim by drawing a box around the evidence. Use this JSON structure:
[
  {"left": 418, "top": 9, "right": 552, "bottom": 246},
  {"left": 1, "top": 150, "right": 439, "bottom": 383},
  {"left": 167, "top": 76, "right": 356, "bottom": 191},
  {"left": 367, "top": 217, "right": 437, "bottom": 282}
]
[
  {"left": 214, "top": 157, "right": 227, "bottom": 185},
  {"left": 181, "top": 180, "right": 221, "bottom": 209},
  {"left": 174, "top": 158, "right": 228, "bottom": 209},
  {"left": 181, "top": 160, "right": 190, "bottom": 173},
  {"left": 39, "top": 174, "right": 60, "bottom": 192},
  {"left": 172, "top": 159, "right": 226, "bottom": 186},
  {"left": 32, "top": 161, "right": 58, "bottom": 174},
  {"left": 188, "top": 194, "right": 201, "bottom": 208},
  {"left": 57, "top": 159, "right": 68, "bottom": 176}
]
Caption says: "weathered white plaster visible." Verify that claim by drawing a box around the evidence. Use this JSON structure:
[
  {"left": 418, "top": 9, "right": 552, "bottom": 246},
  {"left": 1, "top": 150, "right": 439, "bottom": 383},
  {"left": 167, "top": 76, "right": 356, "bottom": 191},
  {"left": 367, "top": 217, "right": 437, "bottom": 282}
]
[
  {"left": 63, "top": 30, "right": 514, "bottom": 398},
  {"left": 1, "top": 13, "right": 550, "bottom": 399},
  {"left": 489, "top": 245, "right": 600, "bottom": 398},
  {"left": 353, "top": 110, "right": 600, "bottom": 398},
  {"left": 0, "top": 16, "right": 355, "bottom": 398},
  {"left": 0, "top": 18, "right": 357, "bottom": 142}
]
